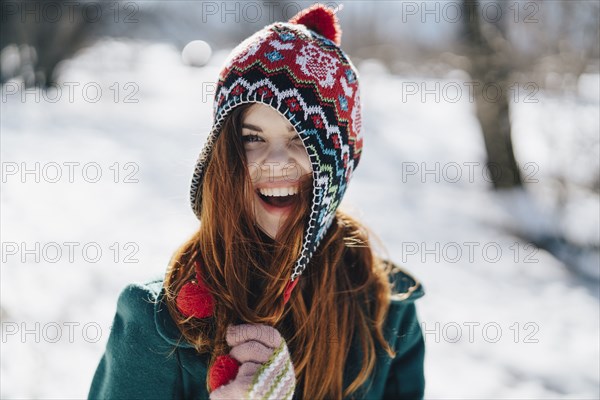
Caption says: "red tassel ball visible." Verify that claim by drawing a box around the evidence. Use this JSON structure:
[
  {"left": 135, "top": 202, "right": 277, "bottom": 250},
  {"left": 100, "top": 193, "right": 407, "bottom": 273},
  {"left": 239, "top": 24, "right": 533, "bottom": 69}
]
[
  {"left": 283, "top": 276, "right": 300, "bottom": 305},
  {"left": 289, "top": 4, "right": 342, "bottom": 46},
  {"left": 209, "top": 354, "right": 240, "bottom": 392},
  {"left": 176, "top": 268, "right": 215, "bottom": 319}
]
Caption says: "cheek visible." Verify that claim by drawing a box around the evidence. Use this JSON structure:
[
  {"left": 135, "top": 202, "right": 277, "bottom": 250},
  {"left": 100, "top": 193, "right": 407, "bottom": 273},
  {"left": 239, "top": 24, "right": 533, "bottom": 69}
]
[
  {"left": 244, "top": 149, "right": 262, "bottom": 174},
  {"left": 245, "top": 153, "right": 261, "bottom": 183},
  {"left": 247, "top": 164, "right": 261, "bottom": 185},
  {"left": 286, "top": 150, "right": 312, "bottom": 178},
  {"left": 244, "top": 147, "right": 258, "bottom": 163},
  {"left": 297, "top": 149, "right": 312, "bottom": 173}
]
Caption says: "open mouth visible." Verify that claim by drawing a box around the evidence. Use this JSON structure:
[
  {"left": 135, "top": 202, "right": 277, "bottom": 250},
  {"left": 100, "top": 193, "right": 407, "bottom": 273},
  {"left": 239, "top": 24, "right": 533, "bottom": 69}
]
[{"left": 256, "top": 189, "right": 298, "bottom": 209}]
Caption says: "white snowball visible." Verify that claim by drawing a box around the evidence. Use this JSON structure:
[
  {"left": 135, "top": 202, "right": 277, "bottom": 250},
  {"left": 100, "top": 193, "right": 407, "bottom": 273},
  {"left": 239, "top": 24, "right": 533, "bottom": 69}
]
[{"left": 181, "top": 40, "right": 212, "bottom": 67}]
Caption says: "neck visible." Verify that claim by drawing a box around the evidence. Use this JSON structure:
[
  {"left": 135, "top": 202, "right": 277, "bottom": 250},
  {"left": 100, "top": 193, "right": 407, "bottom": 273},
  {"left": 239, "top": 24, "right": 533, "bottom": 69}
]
[{"left": 257, "top": 225, "right": 276, "bottom": 244}]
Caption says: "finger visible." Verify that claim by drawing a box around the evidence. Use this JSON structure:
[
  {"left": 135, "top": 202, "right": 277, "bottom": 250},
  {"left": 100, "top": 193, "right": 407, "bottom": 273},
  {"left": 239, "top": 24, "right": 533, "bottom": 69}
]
[
  {"left": 230, "top": 340, "right": 273, "bottom": 364},
  {"left": 226, "top": 323, "right": 282, "bottom": 348},
  {"left": 237, "top": 361, "right": 262, "bottom": 377}
]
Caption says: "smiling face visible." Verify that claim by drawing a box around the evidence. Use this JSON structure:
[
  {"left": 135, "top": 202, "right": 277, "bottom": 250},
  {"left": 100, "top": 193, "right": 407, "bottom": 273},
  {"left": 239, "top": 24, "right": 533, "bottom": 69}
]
[{"left": 241, "top": 103, "right": 312, "bottom": 239}]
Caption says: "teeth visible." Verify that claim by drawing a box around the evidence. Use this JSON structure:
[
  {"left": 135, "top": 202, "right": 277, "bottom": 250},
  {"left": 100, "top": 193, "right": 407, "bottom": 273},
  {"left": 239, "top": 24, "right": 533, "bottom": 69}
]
[{"left": 258, "top": 186, "right": 298, "bottom": 197}]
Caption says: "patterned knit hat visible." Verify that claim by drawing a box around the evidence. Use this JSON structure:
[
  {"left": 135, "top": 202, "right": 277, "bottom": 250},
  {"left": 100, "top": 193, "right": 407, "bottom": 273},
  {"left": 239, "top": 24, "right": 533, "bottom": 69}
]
[{"left": 189, "top": 4, "right": 363, "bottom": 284}]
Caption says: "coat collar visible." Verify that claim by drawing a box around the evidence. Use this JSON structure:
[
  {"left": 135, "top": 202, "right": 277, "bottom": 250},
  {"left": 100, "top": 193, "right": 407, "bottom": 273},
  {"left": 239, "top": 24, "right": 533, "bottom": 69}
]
[
  {"left": 143, "top": 276, "right": 196, "bottom": 349},
  {"left": 387, "top": 262, "right": 425, "bottom": 303}
]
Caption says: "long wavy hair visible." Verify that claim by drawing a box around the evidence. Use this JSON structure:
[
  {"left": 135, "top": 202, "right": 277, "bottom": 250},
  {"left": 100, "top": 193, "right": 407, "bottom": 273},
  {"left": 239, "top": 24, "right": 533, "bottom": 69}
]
[{"left": 164, "top": 103, "right": 397, "bottom": 399}]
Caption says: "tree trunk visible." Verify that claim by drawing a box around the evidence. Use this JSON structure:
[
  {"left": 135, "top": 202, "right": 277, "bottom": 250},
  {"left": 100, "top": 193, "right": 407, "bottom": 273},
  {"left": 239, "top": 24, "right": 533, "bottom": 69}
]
[{"left": 462, "top": 0, "right": 522, "bottom": 188}]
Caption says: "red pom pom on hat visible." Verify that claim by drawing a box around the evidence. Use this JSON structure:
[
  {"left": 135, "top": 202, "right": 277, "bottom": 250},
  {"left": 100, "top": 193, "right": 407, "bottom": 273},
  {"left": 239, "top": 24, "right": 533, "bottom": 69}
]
[
  {"left": 289, "top": 3, "right": 343, "bottom": 46},
  {"left": 176, "top": 261, "right": 216, "bottom": 319},
  {"left": 209, "top": 354, "right": 240, "bottom": 392}
]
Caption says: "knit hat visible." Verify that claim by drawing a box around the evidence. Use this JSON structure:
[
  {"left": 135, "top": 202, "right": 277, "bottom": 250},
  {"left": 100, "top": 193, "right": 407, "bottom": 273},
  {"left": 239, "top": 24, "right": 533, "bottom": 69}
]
[{"left": 189, "top": 4, "right": 363, "bottom": 285}]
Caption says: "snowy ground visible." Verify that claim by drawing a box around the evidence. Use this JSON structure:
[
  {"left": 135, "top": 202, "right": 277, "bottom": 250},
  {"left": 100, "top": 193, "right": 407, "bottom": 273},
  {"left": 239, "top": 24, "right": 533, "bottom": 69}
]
[{"left": 1, "top": 39, "right": 598, "bottom": 399}]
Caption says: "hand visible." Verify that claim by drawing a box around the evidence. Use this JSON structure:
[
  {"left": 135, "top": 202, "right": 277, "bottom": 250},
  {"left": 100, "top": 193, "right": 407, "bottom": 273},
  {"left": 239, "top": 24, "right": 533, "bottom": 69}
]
[{"left": 209, "top": 323, "right": 296, "bottom": 400}]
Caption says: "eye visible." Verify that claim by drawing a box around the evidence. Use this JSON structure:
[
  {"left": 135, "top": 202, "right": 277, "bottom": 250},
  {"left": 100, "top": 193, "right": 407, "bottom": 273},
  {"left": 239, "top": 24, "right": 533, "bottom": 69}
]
[{"left": 242, "top": 133, "right": 262, "bottom": 143}]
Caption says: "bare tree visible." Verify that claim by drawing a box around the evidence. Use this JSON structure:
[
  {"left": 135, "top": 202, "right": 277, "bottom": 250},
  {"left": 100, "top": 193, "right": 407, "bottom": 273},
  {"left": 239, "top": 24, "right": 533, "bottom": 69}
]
[
  {"left": 461, "top": 0, "right": 522, "bottom": 189},
  {"left": 0, "top": 0, "right": 104, "bottom": 87}
]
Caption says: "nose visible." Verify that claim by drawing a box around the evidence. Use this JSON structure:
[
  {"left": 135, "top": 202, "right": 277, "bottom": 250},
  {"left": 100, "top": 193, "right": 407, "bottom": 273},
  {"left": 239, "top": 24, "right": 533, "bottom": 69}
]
[
  {"left": 264, "top": 143, "right": 293, "bottom": 163},
  {"left": 260, "top": 143, "right": 301, "bottom": 181}
]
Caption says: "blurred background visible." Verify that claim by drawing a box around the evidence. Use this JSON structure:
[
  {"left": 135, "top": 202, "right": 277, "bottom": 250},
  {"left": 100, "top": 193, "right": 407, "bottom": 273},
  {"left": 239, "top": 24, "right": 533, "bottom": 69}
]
[{"left": 1, "top": 0, "right": 598, "bottom": 398}]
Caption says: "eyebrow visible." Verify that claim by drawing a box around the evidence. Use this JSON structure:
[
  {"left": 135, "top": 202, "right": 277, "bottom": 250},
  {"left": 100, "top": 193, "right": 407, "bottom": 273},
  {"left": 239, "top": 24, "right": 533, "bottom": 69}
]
[{"left": 242, "top": 123, "right": 295, "bottom": 133}]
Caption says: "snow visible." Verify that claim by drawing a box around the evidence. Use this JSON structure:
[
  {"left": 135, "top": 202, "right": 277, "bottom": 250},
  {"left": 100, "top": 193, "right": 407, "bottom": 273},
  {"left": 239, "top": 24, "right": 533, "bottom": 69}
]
[{"left": 1, "top": 38, "right": 598, "bottom": 399}]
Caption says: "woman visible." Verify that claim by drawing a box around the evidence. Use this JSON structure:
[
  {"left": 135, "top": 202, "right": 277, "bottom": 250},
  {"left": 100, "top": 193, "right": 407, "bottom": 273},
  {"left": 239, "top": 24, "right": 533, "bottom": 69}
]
[{"left": 88, "top": 4, "right": 426, "bottom": 399}]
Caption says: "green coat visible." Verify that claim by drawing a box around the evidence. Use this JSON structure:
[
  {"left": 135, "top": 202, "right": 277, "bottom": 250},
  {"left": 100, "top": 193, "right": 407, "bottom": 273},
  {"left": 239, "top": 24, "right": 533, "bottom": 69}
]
[{"left": 88, "top": 264, "right": 426, "bottom": 400}]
